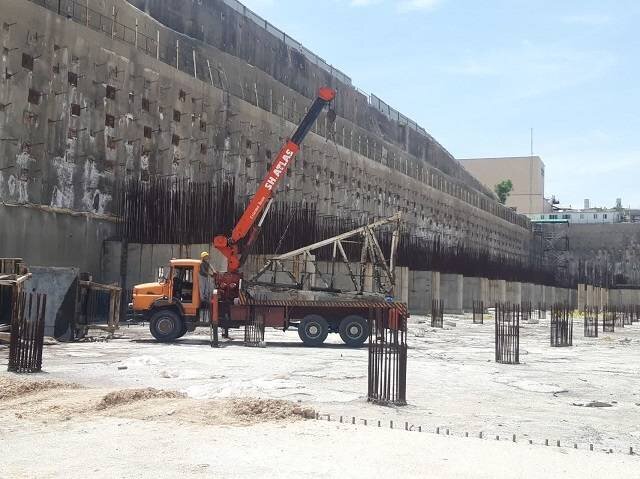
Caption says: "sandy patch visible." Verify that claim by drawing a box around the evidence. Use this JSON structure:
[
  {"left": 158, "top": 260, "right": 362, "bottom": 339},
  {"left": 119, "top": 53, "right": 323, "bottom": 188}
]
[
  {"left": 224, "top": 398, "right": 315, "bottom": 422},
  {"left": 96, "top": 388, "right": 186, "bottom": 410},
  {"left": 0, "top": 376, "right": 80, "bottom": 400}
]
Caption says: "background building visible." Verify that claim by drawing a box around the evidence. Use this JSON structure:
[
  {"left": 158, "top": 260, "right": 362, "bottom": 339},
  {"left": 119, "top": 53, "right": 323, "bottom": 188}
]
[
  {"left": 459, "top": 156, "right": 547, "bottom": 214},
  {"left": 528, "top": 198, "right": 640, "bottom": 224}
]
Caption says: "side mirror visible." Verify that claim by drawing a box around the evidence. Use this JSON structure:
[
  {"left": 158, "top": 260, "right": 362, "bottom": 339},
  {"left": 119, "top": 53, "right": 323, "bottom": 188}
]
[{"left": 157, "top": 266, "right": 166, "bottom": 283}]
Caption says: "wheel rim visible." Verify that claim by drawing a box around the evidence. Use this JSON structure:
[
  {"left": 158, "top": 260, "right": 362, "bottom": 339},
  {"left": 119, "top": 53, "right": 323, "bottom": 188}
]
[
  {"left": 306, "top": 323, "right": 321, "bottom": 339},
  {"left": 346, "top": 322, "right": 363, "bottom": 339},
  {"left": 157, "top": 317, "right": 174, "bottom": 335}
]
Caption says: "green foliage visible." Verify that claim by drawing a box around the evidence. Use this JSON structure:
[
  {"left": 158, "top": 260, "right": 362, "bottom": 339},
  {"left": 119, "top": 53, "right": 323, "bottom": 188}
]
[{"left": 494, "top": 179, "right": 513, "bottom": 204}]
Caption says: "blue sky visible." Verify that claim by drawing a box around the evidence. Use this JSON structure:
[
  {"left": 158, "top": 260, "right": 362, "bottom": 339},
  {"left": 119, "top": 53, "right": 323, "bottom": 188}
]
[{"left": 239, "top": 0, "right": 639, "bottom": 209}]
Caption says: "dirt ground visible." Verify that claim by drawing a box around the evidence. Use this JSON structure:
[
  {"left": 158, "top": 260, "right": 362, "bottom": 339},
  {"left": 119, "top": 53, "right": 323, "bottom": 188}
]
[{"left": 1, "top": 312, "right": 640, "bottom": 477}]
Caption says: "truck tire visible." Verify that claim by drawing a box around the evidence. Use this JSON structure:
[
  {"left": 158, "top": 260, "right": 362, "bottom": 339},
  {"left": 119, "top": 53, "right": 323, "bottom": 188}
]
[
  {"left": 149, "top": 309, "right": 183, "bottom": 342},
  {"left": 175, "top": 321, "right": 189, "bottom": 339},
  {"left": 298, "top": 314, "right": 329, "bottom": 346},
  {"left": 339, "top": 315, "right": 369, "bottom": 347}
]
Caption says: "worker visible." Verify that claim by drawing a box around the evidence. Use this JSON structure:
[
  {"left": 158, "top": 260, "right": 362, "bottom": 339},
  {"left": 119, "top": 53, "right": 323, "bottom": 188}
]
[{"left": 199, "top": 251, "right": 217, "bottom": 305}]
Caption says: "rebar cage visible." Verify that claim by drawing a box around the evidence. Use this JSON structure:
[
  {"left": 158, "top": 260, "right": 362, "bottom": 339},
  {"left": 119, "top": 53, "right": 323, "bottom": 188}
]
[
  {"left": 367, "top": 307, "right": 407, "bottom": 406},
  {"left": 472, "top": 300, "right": 484, "bottom": 324},
  {"left": 431, "top": 299, "right": 444, "bottom": 328},
  {"left": 244, "top": 306, "right": 265, "bottom": 347},
  {"left": 8, "top": 292, "right": 46, "bottom": 373},
  {"left": 494, "top": 302, "right": 520, "bottom": 364},
  {"left": 583, "top": 307, "right": 599, "bottom": 338},
  {"left": 622, "top": 305, "right": 633, "bottom": 326},
  {"left": 537, "top": 303, "right": 547, "bottom": 319},
  {"left": 521, "top": 301, "right": 532, "bottom": 322},
  {"left": 614, "top": 307, "right": 626, "bottom": 328},
  {"left": 550, "top": 304, "right": 573, "bottom": 347},
  {"left": 602, "top": 306, "right": 615, "bottom": 332}
]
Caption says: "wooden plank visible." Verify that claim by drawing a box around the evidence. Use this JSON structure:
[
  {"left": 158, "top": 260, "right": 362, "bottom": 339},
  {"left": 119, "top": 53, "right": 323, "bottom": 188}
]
[{"left": 79, "top": 281, "right": 122, "bottom": 292}]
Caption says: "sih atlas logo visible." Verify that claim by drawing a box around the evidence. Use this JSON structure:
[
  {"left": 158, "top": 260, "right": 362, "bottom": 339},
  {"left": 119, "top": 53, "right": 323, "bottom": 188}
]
[{"left": 264, "top": 148, "right": 295, "bottom": 190}]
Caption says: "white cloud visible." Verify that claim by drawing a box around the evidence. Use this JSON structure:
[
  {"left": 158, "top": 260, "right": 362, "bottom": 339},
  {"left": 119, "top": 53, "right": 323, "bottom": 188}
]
[
  {"left": 397, "top": 0, "right": 441, "bottom": 12},
  {"left": 561, "top": 13, "right": 612, "bottom": 26}
]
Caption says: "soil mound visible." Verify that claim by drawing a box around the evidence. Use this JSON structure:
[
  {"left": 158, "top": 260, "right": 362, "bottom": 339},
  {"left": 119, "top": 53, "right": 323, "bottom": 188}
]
[
  {"left": 225, "top": 398, "right": 314, "bottom": 422},
  {"left": 96, "top": 388, "right": 185, "bottom": 410},
  {"left": 0, "top": 376, "right": 79, "bottom": 400}
]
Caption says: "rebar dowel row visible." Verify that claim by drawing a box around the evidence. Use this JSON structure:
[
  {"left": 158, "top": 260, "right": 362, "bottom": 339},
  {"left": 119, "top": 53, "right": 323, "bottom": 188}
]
[
  {"left": 314, "top": 411, "right": 638, "bottom": 455},
  {"left": 114, "top": 176, "right": 566, "bottom": 284},
  {"left": 495, "top": 302, "right": 520, "bottom": 364},
  {"left": 8, "top": 292, "right": 46, "bottom": 373}
]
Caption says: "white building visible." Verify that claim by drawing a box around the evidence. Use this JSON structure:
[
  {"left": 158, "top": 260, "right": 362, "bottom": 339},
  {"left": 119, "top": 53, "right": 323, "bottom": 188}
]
[{"left": 528, "top": 211, "right": 622, "bottom": 224}]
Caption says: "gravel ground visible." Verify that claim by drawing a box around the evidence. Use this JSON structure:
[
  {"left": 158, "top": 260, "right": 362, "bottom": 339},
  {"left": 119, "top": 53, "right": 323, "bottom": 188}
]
[{"left": 1, "top": 312, "right": 639, "bottom": 476}]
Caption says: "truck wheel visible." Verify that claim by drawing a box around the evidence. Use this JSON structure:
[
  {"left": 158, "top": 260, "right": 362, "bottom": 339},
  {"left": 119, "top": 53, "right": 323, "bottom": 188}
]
[
  {"left": 149, "top": 309, "right": 183, "bottom": 342},
  {"left": 298, "top": 315, "right": 329, "bottom": 346},
  {"left": 175, "top": 321, "right": 189, "bottom": 339},
  {"left": 339, "top": 315, "right": 369, "bottom": 347}
]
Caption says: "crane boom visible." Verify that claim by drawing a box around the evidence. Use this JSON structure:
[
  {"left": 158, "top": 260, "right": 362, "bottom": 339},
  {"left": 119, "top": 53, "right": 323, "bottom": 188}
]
[{"left": 214, "top": 87, "right": 336, "bottom": 272}]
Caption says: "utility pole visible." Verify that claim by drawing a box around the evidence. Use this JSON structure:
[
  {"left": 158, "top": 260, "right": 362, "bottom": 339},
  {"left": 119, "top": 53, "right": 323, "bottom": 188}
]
[{"left": 529, "top": 128, "right": 534, "bottom": 214}]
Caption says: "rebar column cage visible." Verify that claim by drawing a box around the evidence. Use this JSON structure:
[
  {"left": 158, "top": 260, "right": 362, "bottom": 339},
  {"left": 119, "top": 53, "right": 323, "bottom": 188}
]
[
  {"left": 583, "top": 307, "right": 599, "bottom": 338},
  {"left": 8, "top": 292, "right": 46, "bottom": 373},
  {"left": 602, "top": 306, "right": 615, "bottom": 332},
  {"left": 431, "top": 299, "right": 444, "bottom": 328},
  {"left": 550, "top": 303, "right": 573, "bottom": 347},
  {"left": 367, "top": 307, "right": 407, "bottom": 406},
  {"left": 521, "top": 301, "right": 532, "bottom": 322},
  {"left": 244, "top": 306, "right": 265, "bottom": 347},
  {"left": 614, "top": 307, "right": 625, "bottom": 328},
  {"left": 623, "top": 305, "right": 633, "bottom": 326},
  {"left": 472, "top": 300, "right": 484, "bottom": 324},
  {"left": 537, "top": 302, "right": 547, "bottom": 319},
  {"left": 494, "top": 302, "right": 520, "bottom": 364}
]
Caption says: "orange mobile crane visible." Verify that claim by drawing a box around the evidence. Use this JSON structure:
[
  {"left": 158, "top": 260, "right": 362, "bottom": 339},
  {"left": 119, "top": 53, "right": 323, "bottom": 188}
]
[{"left": 131, "top": 87, "right": 408, "bottom": 346}]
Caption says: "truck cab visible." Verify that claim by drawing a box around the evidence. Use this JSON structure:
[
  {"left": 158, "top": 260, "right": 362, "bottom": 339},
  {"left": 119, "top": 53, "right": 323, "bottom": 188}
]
[{"left": 131, "top": 259, "right": 204, "bottom": 341}]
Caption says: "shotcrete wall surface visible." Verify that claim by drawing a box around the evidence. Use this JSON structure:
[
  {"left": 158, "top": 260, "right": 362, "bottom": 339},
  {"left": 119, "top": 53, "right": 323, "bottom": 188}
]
[
  {"left": 0, "top": 203, "right": 116, "bottom": 276},
  {"left": 0, "top": 0, "right": 536, "bottom": 279},
  {"left": 543, "top": 223, "right": 640, "bottom": 287}
]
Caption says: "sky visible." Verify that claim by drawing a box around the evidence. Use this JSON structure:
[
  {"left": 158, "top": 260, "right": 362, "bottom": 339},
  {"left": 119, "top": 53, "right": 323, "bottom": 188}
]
[{"left": 238, "top": 0, "right": 639, "bottom": 209}]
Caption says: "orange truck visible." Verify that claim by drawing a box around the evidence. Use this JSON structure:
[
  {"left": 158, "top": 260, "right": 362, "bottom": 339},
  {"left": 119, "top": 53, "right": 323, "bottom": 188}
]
[
  {"left": 130, "top": 88, "right": 408, "bottom": 346},
  {"left": 131, "top": 257, "right": 407, "bottom": 346}
]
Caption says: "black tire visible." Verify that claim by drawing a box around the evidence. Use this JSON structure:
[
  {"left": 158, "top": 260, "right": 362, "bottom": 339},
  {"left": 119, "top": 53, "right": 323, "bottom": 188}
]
[
  {"left": 149, "top": 309, "right": 183, "bottom": 342},
  {"left": 175, "top": 321, "right": 189, "bottom": 339},
  {"left": 339, "top": 315, "right": 369, "bottom": 347},
  {"left": 298, "top": 314, "right": 329, "bottom": 346}
]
